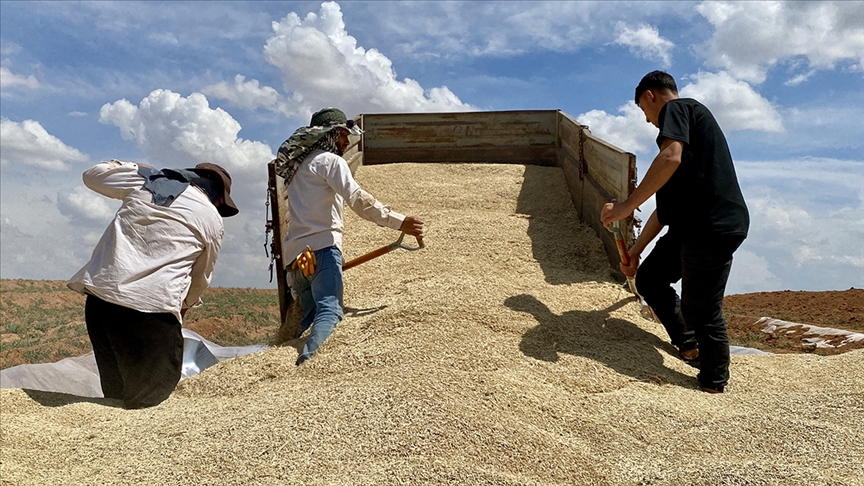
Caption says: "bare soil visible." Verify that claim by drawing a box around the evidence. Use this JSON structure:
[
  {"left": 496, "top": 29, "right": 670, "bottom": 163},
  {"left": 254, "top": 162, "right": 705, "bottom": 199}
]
[{"left": 724, "top": 288, "right": 864, "bottom": 355}]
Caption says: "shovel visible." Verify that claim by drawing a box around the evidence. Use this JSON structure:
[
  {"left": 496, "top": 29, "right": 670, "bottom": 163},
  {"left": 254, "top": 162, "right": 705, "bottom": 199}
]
[
  {"left": 607, "top": 220, "right": 660, "bottom": 323},
  {"left": 343, "top": 233, "right": 425, "bottom": 271}
]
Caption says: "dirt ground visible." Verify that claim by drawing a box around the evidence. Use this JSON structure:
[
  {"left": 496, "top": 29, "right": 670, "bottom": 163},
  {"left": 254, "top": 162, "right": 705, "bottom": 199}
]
[{"left": 723, "top": 288, "right": 864, "bottom": 355}]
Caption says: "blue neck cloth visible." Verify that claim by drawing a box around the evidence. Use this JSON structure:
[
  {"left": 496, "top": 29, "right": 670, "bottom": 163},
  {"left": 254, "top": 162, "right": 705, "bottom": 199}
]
[{"left": 137, "top": 166, "right": 221, "bottom": 208}]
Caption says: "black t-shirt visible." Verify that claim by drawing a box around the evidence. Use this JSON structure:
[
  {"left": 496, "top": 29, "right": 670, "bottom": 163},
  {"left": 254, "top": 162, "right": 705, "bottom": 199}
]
[{"left": 655, "top": 98, "right": 749, "bottom": 237}]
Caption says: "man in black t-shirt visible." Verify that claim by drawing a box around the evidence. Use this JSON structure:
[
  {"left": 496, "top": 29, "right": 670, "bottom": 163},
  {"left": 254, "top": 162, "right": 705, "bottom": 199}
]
[{"left": 601, "top": 70, "right": 749, "bottom": 394}]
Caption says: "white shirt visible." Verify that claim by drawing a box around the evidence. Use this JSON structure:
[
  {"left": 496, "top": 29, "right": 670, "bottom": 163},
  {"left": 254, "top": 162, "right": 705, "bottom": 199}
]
[
  {"left": 68, "top": 160, "right": 224, "bottom": 322},
  {"left": 283, "top": 150, "right": 405, "bottom": 262}
]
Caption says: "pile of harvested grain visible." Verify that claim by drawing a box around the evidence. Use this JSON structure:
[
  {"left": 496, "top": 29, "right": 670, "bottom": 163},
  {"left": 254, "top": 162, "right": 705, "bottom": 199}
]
[{"left": 2, "top": 164, "right": 862, "bottom": 485}]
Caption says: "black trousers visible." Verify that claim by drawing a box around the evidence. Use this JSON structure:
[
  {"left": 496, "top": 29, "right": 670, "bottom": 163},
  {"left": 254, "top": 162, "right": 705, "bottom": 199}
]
[
  {"left": 85, "top": 295, "right": 183, "bottom": 409},
  {"left": 635, "top": 231, "right": 744, "bottom": 389}
]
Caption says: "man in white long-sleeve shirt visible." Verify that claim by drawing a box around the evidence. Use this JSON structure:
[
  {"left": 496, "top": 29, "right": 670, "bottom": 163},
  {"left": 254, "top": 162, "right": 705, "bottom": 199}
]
[
  {"left": 276, "top": 107, "right": 424, "bottom": 365},
  {"left": 68, "top": 159, "right": 238, "bottom": 408}
]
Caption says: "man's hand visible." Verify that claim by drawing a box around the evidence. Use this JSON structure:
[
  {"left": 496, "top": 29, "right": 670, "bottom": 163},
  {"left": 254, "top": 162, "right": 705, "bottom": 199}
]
[
  {"left": 620, "top": 250, "right": 639, "bottom": 277},
  {"left": 601, "top": 201, "right": 631, "bottom": 227},
  {"left": 400, "top": 216, "right": 425, "bottom": 238}
]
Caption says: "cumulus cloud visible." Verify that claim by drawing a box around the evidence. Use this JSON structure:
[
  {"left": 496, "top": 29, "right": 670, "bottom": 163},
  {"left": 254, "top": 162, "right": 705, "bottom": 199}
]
[
  {"left": 696, "top": 1, "right": 864, "bottom": 84},
  {"left": 613, "top": 22, "right": 674, "bottom": 67},
  {"left": 0, "top": 118, "right": 88, "bottom": 170},
  {"left": 576, "top": 103, "right": 658, "bottom": 155},
  {"left": 99, "top": 89, "right": 274, "bottom": 175},
  {"left": 679, "top": 71, "right": 784, "bottom": 133},
  {"left": 0, "top": 66, "right": 40, "bottom": 89},
  {"left": 201, "top": 75, "right": 300, "bottom": 116},
  {"left": 735, "top": 158, "right": 864, "bottom": 291},
  {"left": 260, "top": 1, "right": 474, "bottom": 118},
  {"left": 573, "top": 70, "right": 785, "bottom": 156},
  {"left": 57, "top": 186, "right": 119, "bottom": 224},
  {"left": 727, "top": 249, "right": 782, "bottom": 294}
]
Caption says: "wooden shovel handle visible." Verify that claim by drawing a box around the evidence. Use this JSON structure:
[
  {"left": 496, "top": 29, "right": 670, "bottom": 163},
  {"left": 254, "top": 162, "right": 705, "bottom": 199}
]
[
  {"left": 615, "top": 238, "right": 631, "bottom": 267},
  {"left": 342, "top": 246, "right": 391, "bottom": 271}
]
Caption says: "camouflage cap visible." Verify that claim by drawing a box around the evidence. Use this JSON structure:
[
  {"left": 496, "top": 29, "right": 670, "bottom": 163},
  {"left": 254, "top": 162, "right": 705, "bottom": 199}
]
[{"left": 309, "top": 107, "right": 363, "bottom": 136}]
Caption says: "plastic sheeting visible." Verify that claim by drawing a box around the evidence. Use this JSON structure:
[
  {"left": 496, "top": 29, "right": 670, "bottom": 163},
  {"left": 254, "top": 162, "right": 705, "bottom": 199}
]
[
  {"left": 730, "top": 345, "right": 771, "bottom": 356},
  {"left": 0, "top": 329, "right": 267, "bottom": 398},
  {"left": 758, "top": 317, "right": 864, "bottom": 349}
]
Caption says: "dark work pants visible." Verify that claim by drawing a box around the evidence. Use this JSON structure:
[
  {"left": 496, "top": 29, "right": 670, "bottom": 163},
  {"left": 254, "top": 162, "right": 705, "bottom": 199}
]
[
  {"left": 85, "top": 295, "right": 183, "bottom": 409},
  {"left": 635, "top": 231, "right": 744, "bottom": 389}
]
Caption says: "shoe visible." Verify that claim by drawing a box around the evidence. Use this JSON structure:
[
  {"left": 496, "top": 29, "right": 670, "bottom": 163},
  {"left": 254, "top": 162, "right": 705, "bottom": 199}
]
[
  {"left": 678, "top": 347, "right": 700, "bottom": 368},
  {"left": 295, "top": 354, "right": 309, "bottom": 366},
  {"left": 700, "top": 385, "right": 724, "bottom": 394}
]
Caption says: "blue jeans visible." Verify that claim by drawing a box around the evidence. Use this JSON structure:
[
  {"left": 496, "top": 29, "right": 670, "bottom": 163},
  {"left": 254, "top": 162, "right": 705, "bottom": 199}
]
[{"left": 290, "top": 246, "right": 344, "bottom": 362}]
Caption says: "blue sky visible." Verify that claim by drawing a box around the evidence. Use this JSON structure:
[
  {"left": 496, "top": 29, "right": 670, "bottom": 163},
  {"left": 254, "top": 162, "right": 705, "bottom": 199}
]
[{"left": 1, "top": 1, "right": 862, "bottom": 294}]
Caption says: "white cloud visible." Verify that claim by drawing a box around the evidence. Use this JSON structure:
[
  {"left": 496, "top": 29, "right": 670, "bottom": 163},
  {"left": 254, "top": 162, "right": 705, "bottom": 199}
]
[
  {"left": 727, "top": 249, "right": 782, "bottom": 294},
  {"left": 573, "top": 70, "right": 786, "bottom": 156},
  {"left": 99, "top": 89, "right": 274, "bottom": 175},
  {"left": 366, "top": 2, "right": 691, "bottom": 58},
  {"left": 0, "top": 118, "right": 88, "bottom": 170},
  {"left": 576, "top": 102, "right": 658, "bottom": 155},
  {"left": 201, "top": 75, "right": 300, "bottom": 116},
  {"left": 147, "top": 31, "right": 179, "bottom": 46},
  {"left": 0, "top": 66, "right": 40, "bottom": 89},
  {"left": 696, "top": 1, "right": 864, "bottom": 84},
  {"left": 57, "top": 186, "right": 119, "bottom": 223},
  {"left": 260, "top": 2, "right": 475, "bottom": 118},
  {"left": 0, "top": 43, "right": 23, "bottom": 55},
  {"left": 784, "top": 70, "right": 816, "bottom": 87},
  {"left": 679, "top": 71, "right": 784, "bottom": 133},
  {"left": 734, "top": 158, "right": 864, "bottom": 291},
  {"left": 613, "top": 22, "right": 674, "bottom": 67},
  {"left": 67, "top": 111, "right": 88, "bottom": 117}
]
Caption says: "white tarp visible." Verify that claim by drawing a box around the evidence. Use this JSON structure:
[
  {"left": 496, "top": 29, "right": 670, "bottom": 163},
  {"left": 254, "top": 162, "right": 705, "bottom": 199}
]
[
  {"left": 758, "top": 317, "right": 864, "bottom": 348},
  {"left": 0, "top": 329, "right": 267, "bottom": 398}
]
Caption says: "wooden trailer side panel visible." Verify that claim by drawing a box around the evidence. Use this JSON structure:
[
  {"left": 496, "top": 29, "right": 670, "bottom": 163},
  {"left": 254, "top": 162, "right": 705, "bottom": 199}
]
[
  {"left": 557, "top": 112, "right": 585, "bottom": 217},
  {"left": 362, "top": 111, "right": 558, "bottom": 166},
  {"left": 557, "top": 112, "right": 637, "bottom": 272}
]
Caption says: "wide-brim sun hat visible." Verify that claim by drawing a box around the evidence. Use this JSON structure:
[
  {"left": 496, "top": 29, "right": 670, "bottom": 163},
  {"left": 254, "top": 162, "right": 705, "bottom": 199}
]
[{"left": 191, "top": 162, "right": 239, "bottom": 217}]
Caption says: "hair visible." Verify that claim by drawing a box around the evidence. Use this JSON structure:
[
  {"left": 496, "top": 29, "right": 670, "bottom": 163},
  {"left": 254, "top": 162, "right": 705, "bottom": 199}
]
[{"left": 635, "top": 70, "right": 678, "bottom": 105}]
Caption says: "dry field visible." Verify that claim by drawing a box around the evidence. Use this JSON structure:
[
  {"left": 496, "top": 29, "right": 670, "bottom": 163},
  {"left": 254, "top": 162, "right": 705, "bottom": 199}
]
[{"left": 2, "top": 163, "right": 863, "bottom": 485}]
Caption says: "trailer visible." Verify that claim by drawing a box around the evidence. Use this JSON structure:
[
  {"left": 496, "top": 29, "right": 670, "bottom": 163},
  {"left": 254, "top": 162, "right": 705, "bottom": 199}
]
[{"left": 267, "top": 110, "right": 638, "bottom": 337}]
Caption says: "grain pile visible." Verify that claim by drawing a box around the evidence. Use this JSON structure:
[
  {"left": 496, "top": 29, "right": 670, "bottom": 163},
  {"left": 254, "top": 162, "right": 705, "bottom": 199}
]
[{"left": 2, "top": 163, "right": 863, "bottom": 486}]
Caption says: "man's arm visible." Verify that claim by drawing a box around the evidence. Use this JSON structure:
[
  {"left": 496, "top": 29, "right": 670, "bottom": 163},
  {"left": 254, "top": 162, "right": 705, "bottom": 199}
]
[
  {"left": 182, "top": 226, "right": 223, "bottom": 315},
  {"left": 600, "top": 138, "right": 683, "bottom": 226},
  {"left": 323, "top": 155, "right": 407, "bottom": 231},
  {"left": 82, "top": 160, "right": 146, "bottom": 200}
]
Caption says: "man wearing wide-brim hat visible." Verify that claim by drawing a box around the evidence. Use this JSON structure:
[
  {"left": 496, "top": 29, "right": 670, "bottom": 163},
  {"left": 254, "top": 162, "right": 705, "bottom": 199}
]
[
  {"left": 68, "top": 158, "right": 239, "bottom": 408},
  {"left": 276, "top": 107, "right": 425, "bottom": 365}
]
